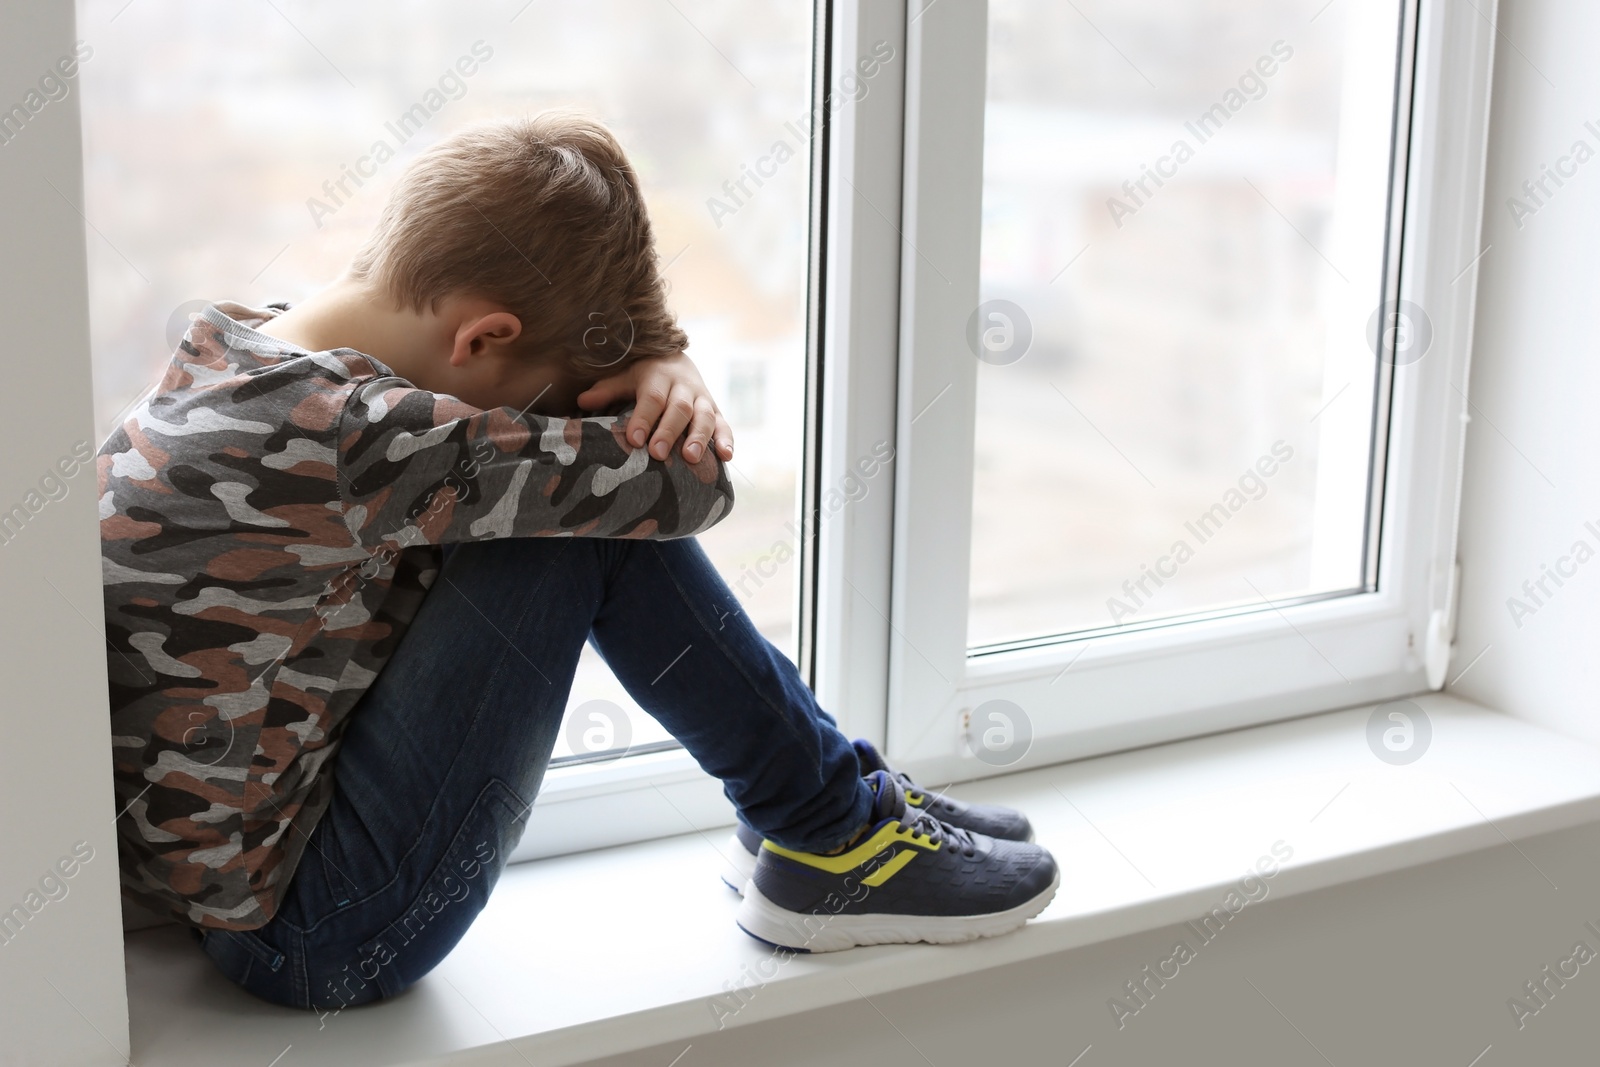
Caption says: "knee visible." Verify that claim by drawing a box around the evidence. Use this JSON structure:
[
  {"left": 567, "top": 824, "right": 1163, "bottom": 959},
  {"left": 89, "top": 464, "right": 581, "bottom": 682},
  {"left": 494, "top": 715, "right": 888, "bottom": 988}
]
[
  {"left": 439, "top": 535, "right": 601, "bottom": 602},
  {"left": 450, "top": 534, "right": 574, "bottom": 569}
]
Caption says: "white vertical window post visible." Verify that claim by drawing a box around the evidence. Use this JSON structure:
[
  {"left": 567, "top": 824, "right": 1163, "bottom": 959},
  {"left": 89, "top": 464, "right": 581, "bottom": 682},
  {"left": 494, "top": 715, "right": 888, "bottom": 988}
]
[
  {"left": 810, "top": 0, "right": 909, "bottom": 745},
  {"left": 886, "top": 0, "right": 990, "bottom": 767},
  {"left": 881, "top": 0, "right": 1497, "bottom": 788}
]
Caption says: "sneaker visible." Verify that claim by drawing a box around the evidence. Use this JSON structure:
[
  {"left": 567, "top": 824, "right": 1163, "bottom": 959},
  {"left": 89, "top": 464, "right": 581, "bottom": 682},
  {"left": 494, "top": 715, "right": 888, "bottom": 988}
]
[
  {"left": 719, "top": 738, "right": 1034, "bottom": 893},
  {"left": 734, "top": 770, "right": 1058, "bottom": 952}
]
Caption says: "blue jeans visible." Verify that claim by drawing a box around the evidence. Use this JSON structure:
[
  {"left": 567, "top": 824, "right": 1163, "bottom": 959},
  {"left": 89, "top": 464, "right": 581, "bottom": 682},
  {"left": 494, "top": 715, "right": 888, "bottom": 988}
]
[{"left": 200, "top": 536, "right": 873, "bottom": 1011}]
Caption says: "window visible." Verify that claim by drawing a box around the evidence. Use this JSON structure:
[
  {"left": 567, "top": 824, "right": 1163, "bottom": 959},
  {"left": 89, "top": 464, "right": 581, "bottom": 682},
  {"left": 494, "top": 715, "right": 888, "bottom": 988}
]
[
  {"left": 879, "top": 0, "right": 1485, "bottom": 782},
  {"left": 78, "top": 0, "right": 1491, "bottom": 857}
]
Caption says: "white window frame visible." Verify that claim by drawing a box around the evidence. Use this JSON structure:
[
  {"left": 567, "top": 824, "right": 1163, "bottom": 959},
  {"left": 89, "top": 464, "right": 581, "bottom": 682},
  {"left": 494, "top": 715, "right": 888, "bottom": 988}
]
[
  {"left": 873, "top": 0, "right": 1496, "bottom": 786},
  {"left": 517, "top": 0, "right": 1497, "bottom": 859}
]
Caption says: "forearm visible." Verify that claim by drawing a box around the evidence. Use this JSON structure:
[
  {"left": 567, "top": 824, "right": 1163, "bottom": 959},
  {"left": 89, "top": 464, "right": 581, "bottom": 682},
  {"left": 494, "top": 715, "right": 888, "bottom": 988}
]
[{"left": 342, "top": 394, "right": 733, "bottom": 548}]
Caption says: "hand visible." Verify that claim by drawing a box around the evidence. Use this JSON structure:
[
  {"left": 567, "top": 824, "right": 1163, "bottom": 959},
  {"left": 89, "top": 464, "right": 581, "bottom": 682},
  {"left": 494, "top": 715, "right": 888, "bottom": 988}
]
[{"left": 575, "top": 352, "right": 735, "bottom": 465}]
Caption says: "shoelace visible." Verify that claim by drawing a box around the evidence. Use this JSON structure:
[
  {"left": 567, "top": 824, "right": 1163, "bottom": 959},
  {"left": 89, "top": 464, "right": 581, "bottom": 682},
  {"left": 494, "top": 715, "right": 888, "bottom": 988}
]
[
  {"left": 898, "top": 793, "right": 979, "bottom": 859},
  {"left": 867, "top": 767, "right": 980, "bottom": 859},
  {"left": 895, "top": 769, "right": 946, "bottom": 810}
]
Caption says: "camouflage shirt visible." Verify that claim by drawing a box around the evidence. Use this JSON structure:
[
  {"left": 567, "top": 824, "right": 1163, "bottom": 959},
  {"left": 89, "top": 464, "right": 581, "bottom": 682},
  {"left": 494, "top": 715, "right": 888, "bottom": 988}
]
[{"left": 101, "top": 303, "right": 733, "bottom": 929}]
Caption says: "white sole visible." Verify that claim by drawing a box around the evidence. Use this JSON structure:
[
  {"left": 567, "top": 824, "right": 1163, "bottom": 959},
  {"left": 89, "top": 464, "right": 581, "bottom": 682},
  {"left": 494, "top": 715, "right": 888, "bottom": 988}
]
[
  {"left": 734, "top": 868, "right": 1060, "bottom": 953},
  {"left": 720, "top": 831, "right": 759, "bottom": 894}
]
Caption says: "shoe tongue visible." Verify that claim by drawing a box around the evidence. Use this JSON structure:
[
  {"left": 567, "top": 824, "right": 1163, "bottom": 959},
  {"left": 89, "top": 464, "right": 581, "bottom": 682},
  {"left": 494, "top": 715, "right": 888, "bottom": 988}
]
[
  {"left": 866, "top": 769, "right": 907, "bottom": 823},
  {"left": 852, "top": 738, "right": 890, "bottom": 776}
]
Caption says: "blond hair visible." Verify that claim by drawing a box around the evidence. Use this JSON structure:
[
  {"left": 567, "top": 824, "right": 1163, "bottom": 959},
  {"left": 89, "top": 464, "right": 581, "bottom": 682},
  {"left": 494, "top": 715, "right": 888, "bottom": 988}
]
[{"left": 352, "top": 112, "right": 683, "bottom": 377}]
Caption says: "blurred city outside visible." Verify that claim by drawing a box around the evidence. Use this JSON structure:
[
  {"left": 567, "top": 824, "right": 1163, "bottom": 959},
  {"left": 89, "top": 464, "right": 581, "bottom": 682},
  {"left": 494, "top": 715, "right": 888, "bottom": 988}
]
[
  {"left": 971, "top": 0, "right": 1401, "bottom": 647},
  {"left": 76, "top": 0, "right": 816, "bottom": 759}
]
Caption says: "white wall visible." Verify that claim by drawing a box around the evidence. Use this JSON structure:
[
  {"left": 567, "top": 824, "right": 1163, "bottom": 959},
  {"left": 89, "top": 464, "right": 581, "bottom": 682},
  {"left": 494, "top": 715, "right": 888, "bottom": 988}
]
[
  {"left": 0, "top": 2, "right": 131, "bottom": 1064},
  {"left": 1450, "top": 0, "right": 1600, "bottom": 739}
]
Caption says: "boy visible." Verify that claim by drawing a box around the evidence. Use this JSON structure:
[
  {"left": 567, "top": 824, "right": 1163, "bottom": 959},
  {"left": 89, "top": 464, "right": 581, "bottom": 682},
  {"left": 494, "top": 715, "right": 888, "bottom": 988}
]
[{"left": 100, "top": 113, "right": 1057, "bottom": 1010}]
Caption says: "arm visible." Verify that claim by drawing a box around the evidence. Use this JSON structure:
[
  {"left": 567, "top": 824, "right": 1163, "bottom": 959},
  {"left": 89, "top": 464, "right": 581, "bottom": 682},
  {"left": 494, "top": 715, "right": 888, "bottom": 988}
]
[{"left": 337, "top": 376, "right": 733, "bottom": 549}]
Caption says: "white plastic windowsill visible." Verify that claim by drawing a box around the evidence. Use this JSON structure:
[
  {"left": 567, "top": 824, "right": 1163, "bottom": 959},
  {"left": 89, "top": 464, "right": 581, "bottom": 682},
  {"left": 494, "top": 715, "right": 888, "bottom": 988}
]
[{"left": 124, "top": 694, "right": 1600, "bottom": 1067}]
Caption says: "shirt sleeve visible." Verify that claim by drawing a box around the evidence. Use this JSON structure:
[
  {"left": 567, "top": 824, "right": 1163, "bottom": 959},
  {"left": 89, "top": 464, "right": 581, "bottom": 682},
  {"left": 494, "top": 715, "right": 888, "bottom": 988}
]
[{"left": 336, "top": 375, "right": 734, "bottom": 549}]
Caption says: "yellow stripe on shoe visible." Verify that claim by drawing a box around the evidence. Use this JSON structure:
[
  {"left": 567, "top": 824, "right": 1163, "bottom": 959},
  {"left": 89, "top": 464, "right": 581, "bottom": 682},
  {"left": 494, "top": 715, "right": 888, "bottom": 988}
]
[
  {"left": 860, "top": 848, "right": 919, "bottom": 887},
  {"left": 759, "top": 821, "right": 939, "bottom": 874}
]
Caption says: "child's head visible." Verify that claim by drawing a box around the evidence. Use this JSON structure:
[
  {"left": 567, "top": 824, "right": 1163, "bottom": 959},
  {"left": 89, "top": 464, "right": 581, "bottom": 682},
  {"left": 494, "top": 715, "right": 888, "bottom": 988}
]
[{"left": 349, "top": 112, "right": 682, "bottom": 384}]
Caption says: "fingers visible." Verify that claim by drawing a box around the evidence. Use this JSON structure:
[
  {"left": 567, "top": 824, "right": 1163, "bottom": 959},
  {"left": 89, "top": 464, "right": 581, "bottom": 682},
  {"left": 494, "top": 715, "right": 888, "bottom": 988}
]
[
  {"left": 647, "top": 383, "right": 697, "bottom": 460},
  {"left": 603, "top": 356, "right": 732, "bottom": 463},
  {"left": 680, "top": 396, "right": 720, "bottom": 464},
  {"left": 627, "top": 378, "right": 669, "bottom": 449},
  {"left": 575, "top": 375, "right": 626, "bottom": 412}
]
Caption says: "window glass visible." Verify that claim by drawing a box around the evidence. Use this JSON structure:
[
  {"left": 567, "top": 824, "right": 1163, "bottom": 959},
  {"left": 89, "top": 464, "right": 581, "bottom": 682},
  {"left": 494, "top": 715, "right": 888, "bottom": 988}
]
[{"left": 970, "top": 0, "right": 1402, "bottom": 648}]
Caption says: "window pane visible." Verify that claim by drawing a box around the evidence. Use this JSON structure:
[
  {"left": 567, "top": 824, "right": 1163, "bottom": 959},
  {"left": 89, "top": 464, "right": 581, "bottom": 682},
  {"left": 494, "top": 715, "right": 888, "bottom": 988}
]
[
  {"left": 969, "top": 0, "right": 1403, "bottom": 648},
  {"left": 78, "top": 0, "right": 814, "bottom": 759}
]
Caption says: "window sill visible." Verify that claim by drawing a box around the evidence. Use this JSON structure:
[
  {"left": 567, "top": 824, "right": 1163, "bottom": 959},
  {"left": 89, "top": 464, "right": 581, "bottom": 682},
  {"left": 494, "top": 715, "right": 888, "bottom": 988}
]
[{"left": 125, "top": 694, "right": 1600, "bottom": 1067}]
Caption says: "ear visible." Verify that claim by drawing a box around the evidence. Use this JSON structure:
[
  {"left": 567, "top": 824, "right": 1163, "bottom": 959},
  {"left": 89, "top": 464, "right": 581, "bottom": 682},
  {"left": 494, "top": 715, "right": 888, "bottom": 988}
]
[{"left": 448, "top": 311, "right": 522, "bottom": 367}]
